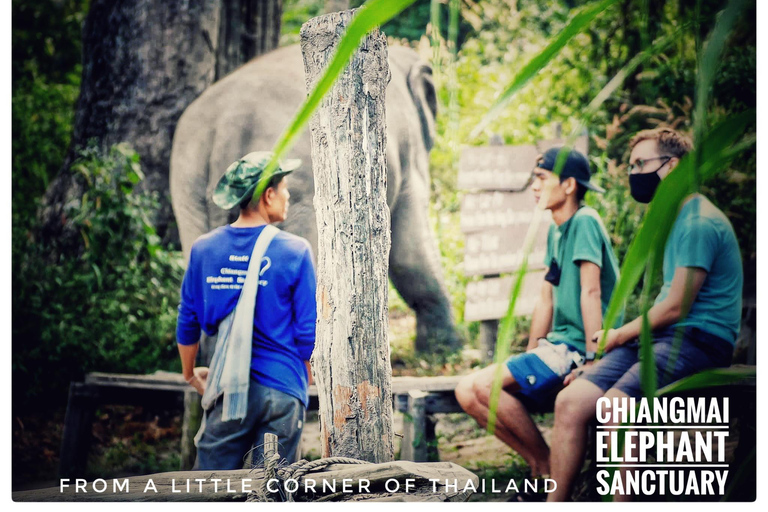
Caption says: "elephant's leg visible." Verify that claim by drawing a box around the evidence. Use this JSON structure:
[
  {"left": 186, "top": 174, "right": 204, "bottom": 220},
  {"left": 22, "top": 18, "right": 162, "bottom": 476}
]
[{"left": 389, "top": 183, "right": 462, "bottom": 354}]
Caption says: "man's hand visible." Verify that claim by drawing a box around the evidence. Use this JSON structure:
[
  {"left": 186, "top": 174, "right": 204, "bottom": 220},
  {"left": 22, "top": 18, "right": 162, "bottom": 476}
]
[
  {"left": 188, "top": 366, "right": 209, "bottom": 396},
  {"left": 592, "top": 329, "right": 622, "bottom": 353},
  {"left": 563, "top": 360, "right": 594, "bottom": 386}
]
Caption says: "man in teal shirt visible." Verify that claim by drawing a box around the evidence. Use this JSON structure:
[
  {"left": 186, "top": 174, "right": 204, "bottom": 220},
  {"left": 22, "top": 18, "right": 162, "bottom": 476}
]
[
  {"left": 547, "top": 127, "right": 742, "bottom": 501},
  {"left": 456, "top": 147, "right": 620, "bottom": 487}
]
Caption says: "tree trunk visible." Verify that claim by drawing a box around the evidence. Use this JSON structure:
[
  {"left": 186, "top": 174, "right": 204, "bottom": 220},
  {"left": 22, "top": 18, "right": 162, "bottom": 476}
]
[
  {"left": 216, "top": 0, "right": 282, "bottom": 80},
  {"left": 39, "top": 0, "right": 282, "bottom": 253},
  {"left": 301, "top": 10, "right": 394, "bottom": 463}
]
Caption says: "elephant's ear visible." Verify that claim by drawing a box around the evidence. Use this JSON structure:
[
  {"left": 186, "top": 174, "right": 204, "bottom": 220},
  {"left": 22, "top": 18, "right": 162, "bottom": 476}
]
[{"left": 407, "top": 61, "right": 437, "bottom": 152}]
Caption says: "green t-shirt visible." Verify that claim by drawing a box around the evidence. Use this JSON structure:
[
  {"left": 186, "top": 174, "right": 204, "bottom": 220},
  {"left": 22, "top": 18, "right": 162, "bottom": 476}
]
[
  {"left": 655, "top": 195, "right": 742, "bottom": 344},
  {"left": 544, "top": 206, "right": 622, "bottom": 353}
]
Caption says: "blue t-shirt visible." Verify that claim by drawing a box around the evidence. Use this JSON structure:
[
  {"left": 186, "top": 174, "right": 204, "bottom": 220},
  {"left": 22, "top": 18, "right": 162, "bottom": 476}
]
[
  {"left": 655, "top": 195, "right": 742, "bottom": 344},
  {"left": 544, "top": 206, "right": 622, "bottom": 353},
  {"left": 177, "top": 224, "right": 317, "bottom": 406}
]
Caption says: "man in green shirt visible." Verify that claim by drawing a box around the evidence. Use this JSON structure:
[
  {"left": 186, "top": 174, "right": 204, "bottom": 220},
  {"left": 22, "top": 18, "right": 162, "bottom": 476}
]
[
  {"left": 547, "top": 127, "right": 742, "bottom": 501},
  {"left": 455, "top": 147, "right": 620, "bottom": 488}
]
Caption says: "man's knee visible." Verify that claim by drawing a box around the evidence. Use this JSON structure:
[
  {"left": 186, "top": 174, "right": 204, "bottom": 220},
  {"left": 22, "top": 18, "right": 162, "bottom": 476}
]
[
  {"left": 455, "top": 374, "right": 478, "bottom": 409},
  {"left": 554, "top": 381, "right": 602, "bottom": 425}
]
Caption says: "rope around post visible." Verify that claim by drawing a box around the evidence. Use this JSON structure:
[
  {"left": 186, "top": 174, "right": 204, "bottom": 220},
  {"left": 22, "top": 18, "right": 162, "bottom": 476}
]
[{"left": 248, "top": 456, "right": 371, "bottom": 502}]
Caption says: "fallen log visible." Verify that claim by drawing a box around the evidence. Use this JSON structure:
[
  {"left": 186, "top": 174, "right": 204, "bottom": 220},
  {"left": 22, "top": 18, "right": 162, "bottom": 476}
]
[{"left": 13, "top": 460, "right": 479, "bottom": 502}]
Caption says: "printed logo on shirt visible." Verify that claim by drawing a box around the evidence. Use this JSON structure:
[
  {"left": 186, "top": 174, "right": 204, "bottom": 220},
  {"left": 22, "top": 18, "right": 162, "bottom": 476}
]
[
  {"left": 259, "top": 256, "right": 271, "bottom": 287},
  {"left": 206, "top": 256, "right": 271, "bottom": 290}
]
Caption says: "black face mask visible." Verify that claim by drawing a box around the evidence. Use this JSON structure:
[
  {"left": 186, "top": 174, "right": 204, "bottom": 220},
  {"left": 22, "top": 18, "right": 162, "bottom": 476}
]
[
  {"left": 629, "top": 171, "right": 661, "bottom": 203},
  {"left": 545, "top": 259, "right": 561, "bottom": 286}
]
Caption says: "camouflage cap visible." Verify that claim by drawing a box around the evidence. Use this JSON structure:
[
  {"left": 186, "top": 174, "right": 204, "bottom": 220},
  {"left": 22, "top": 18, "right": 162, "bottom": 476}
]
[{"left": 212, "top": 151, "right": 301, "bottom": 210}]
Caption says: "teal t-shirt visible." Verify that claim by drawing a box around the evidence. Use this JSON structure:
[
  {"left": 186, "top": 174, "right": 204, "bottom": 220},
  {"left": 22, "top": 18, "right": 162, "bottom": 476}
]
[
  {"left": 655, "top": 195, "right": 742, "bottom": 344},
  {"left": 544, "top": 206, "right": 622, "bottom": 353}
]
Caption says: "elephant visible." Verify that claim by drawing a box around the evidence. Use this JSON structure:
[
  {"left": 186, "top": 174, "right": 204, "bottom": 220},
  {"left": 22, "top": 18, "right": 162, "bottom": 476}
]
[{"left": 170, "top": 43, "right": 461, "bottom": 355}]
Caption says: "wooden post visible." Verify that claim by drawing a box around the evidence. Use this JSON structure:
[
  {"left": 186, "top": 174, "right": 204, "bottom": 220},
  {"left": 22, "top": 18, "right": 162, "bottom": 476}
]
[
  {"left": 264, "top": 432, "right": 279, "bottom": 460},
  {"left": 180, "top": 388, "right": 202, "bottom": 470},
  {"left": 301, "top": 9, "right": 394, "bottom": 463},
  {"left": 58, "top": 382, "right": 97, "bottom": 478},
  {"left": 478, "top": 133, "right": 504, "bottom": 362},
  {"left": 478, "top": 280, "right": 499, "bottom": 362},
  {"left": 401, "top": 390, "right": 428, "bottom": 462}
]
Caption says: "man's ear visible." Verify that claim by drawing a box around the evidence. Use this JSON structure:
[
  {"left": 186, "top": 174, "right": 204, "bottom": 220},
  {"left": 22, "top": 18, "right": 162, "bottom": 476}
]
[
  {"left": 660, "top": 157, "right": 679, "bottom": 179},
  {"left": 563, "top": 177, "right": 578, "bottom": 196}
]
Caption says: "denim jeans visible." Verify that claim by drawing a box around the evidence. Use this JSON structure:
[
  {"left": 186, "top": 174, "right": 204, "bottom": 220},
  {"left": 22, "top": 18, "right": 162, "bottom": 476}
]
[{"left": 196, "top": 379, "right": 305, "bottom": 470}]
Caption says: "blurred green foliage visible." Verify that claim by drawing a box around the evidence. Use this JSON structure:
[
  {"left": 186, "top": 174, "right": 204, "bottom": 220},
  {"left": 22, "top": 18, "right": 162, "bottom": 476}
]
[
  {"left": 12, "top": 0, "right": 88, "bottom": 219},
  {"left": 11, "top": 0, "right": 755, "bottom": 402},
  {"left": 12, "top": 146, "right": 184, "bottom": 410}
]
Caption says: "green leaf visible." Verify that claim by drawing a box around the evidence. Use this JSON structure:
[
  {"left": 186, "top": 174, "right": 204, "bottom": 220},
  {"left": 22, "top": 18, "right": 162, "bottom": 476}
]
[
  {"left": 657, "top": 366, "right": 755, "bottom": 396},
  {"left": 255, "top": 0, "right": 419, "bottom": 200},
  {"left": 469, "top": 0, "right": 619, "bottom": 140}
]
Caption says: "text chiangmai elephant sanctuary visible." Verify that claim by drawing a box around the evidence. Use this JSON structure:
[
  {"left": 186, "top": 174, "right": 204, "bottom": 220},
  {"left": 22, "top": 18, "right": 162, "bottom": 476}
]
[{"left": 170, "top": 44, "right": 461, "bottom": 355}]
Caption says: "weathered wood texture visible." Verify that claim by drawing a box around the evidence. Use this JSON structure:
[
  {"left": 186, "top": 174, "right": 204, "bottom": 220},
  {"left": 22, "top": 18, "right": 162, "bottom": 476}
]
[
  {"left": 39, "top": 0, "right": 281, "bottom": 249},
  {"left": 14, "top": 461, "right": 479, "bottom": 502},
  {"left": 300, "top": 10, "right": 394, "bottom": 463},
  {"left": 401, "top": 391, "right": 428, "bottom": 462},
  {"left": 216, "top": 0, "right": 282, "bottom": 80},
  {"left": 181, "top": 389, "right": 203, "bottom": 470}
]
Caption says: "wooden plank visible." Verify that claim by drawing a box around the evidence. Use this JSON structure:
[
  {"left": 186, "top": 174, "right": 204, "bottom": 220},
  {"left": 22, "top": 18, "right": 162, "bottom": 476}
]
[
  {"left": 395, "top": 392, "right": 462, "bottom": 415},
  {"left": 460, "top": 191, "right": 553, "bottom": 234},
  {"left": 463, "top": 226, "right": 549, "bottom": 277},
  {"left": 15, "top": 461, "right": 479, "bottom": 502},
  {"left": 458, "top": 144, "right": 539, "bottom": 191},
  {"left": 465, "top": 270, "right": 546, "bottom": 321},
  {"left": 457, "top": 136, "right": 588, "bottom": 193}
]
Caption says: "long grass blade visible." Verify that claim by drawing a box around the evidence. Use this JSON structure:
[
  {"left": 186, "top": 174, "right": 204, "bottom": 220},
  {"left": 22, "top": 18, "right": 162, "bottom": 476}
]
[
  {"left": 469, "top": 0, "right": 619, "bottom": 140},
  {"left": 430, "top": 0, "right": 442, "bottom": 83},
  {"left": 254, "top": 0, "right": 419, "bottom": 200},
  {"left": 657, "top": 365, "right": 755, "bottom": 395}
]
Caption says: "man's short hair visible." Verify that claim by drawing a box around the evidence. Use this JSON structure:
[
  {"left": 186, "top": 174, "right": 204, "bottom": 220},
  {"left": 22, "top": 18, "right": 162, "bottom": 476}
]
[
  {"left": 239, "top": 174, "right": 286, "bottom": 211},
  {"left": 629, "top": 127, "right": 693, "bottom": 159}
]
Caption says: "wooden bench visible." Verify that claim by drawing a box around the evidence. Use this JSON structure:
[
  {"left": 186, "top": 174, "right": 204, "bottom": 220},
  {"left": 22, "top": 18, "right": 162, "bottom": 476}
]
[
  {"left": 59, "top": 372, "right": 464, "bottom": 478},
  {"left": 61, "top": 365, "right": 756, "bottom": 481}
]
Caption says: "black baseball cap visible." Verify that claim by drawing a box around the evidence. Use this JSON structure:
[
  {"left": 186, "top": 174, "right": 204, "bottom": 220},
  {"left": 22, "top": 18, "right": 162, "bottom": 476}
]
[{"left": 536, "top": 147, "right": 605, "bottom": 193}]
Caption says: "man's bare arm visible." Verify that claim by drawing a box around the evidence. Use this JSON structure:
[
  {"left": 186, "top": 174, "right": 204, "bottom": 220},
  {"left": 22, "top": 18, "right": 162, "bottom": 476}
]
[
  {"left": 528, "top": 276, "right": 554, "bottom": 351},
  {"left": 596, "top": 267, "right": 707, "bottom": 351},
  {"left": 177, "top": 342, "right": 206, "bottom": 395},
  {"left": 578, "top": 261, "right": 603, "bottom": 356}
]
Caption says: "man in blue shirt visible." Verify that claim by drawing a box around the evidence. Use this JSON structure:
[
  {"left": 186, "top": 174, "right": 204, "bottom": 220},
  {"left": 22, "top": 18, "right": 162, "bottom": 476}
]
[
  {"left": 176, "top": 151, "right": 317, "bottom": 469},
  {"left": 547, "top": 128, "right": 743, "bottom": 501}
]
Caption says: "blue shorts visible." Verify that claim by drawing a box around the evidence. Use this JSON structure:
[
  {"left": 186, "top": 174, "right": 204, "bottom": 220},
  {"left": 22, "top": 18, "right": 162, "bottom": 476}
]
[
  {"left": 581, "top": 326, "right": 733, "bottom": 397},
  {"left": 506, "top": 339, "right": 584, "bottom": 405}
]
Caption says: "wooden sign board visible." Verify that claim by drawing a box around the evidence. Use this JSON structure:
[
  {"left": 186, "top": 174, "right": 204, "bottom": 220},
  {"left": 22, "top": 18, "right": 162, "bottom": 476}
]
[
  {"left": 465, "top": 270, "right": 546, "bottom": 321},
  {"left": 458, "top": 144, "right": 538, "bottom": 191},
  {"left": 460, "top": 190, "right": 553, "bottom": 233},
  {"left": 457, "top": 136, "right": 589, "bottom": 191},
  {"left": 463, "top": 221, "right": 550, "bottom": 277}
]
